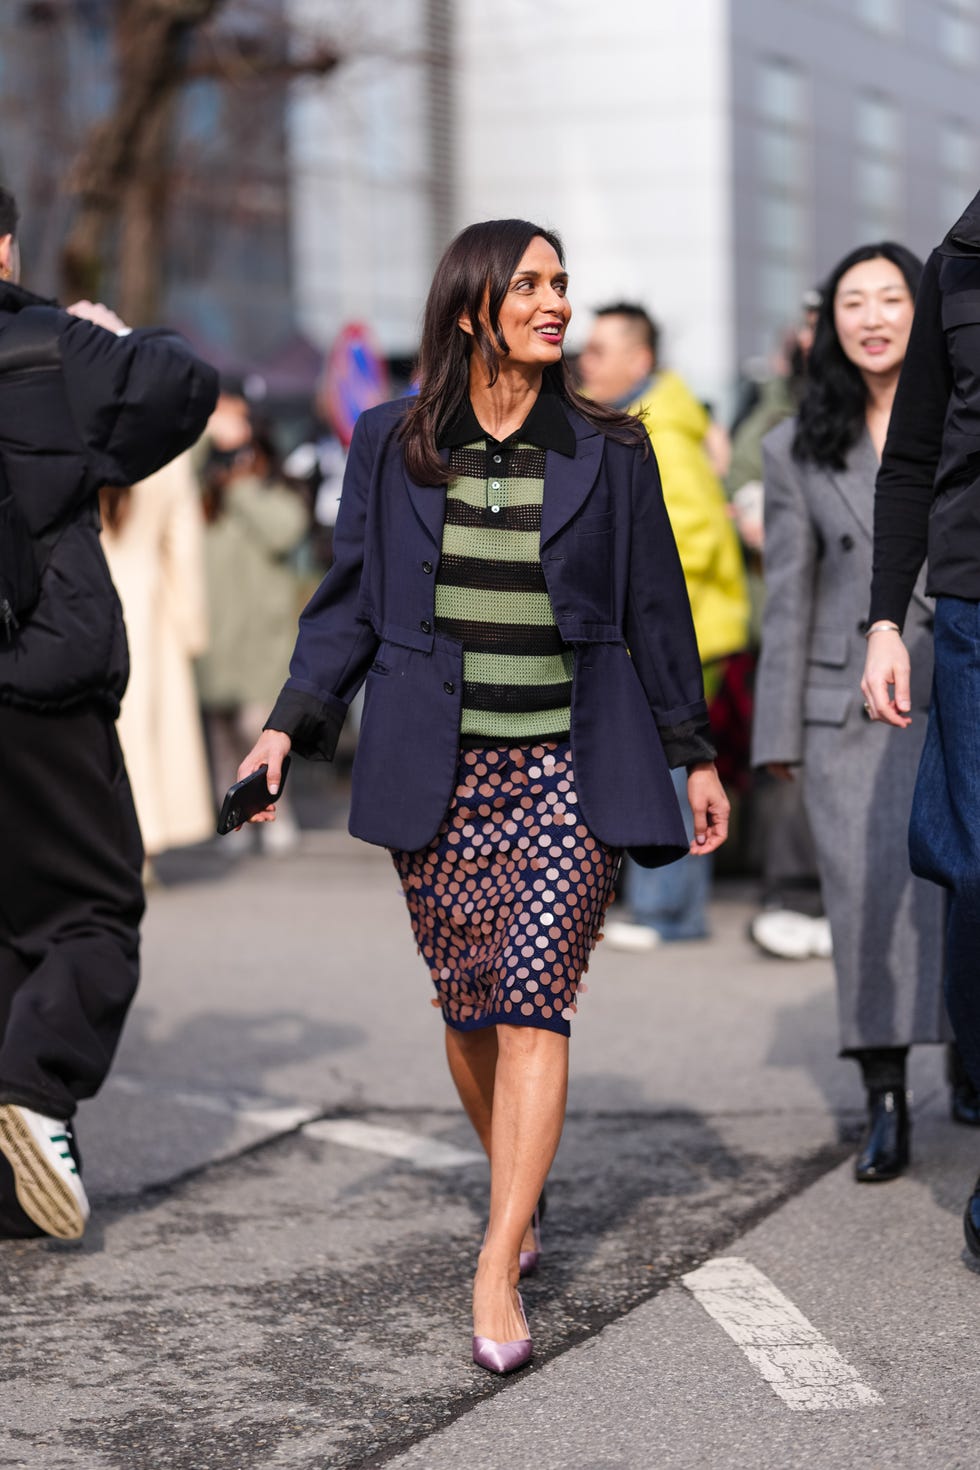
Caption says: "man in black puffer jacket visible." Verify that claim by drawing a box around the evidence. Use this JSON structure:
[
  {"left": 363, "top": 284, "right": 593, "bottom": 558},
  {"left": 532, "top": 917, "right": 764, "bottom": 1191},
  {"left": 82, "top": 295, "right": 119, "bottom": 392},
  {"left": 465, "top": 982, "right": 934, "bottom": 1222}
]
[{"left": 0, "top": 188, "right": 218, "bottom": 1240}]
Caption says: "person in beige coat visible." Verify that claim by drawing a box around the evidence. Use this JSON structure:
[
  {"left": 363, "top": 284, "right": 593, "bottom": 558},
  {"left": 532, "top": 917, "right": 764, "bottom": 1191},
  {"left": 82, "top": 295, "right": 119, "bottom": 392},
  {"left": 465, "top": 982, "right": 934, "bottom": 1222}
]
[
  {"left": 195, "top": 417, "right": 309, "bottom": 851},
  {"left": 101, "top": 453, "right": 214, "bottom": 859}
]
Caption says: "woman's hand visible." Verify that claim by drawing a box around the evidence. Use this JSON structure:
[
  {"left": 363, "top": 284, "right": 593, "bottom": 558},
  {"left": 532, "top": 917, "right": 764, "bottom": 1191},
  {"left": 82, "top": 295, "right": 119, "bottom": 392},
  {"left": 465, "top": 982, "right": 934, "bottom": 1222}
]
[
  {"left": 236, "top": 728, "right": 292, "bottom": 823},
  {"left": 66, "top": 299, "right": 130, "bottom": 334},
  {"left": 861, "top": 629, "right": 912, "bottom": 729},
  {"left": 686, "top": 761, "right": 730, "bottom": 855}
]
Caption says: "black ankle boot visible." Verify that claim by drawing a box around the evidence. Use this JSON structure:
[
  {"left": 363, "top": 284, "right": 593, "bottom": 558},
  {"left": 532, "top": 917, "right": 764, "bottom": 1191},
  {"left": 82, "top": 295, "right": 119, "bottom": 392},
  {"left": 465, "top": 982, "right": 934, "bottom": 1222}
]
[
  {"left": 948, "top": 1046, "right": 980, "bottom": 1127},
  {"left": 855, "top": 1087, "right": 910, "bottom": 1182}
]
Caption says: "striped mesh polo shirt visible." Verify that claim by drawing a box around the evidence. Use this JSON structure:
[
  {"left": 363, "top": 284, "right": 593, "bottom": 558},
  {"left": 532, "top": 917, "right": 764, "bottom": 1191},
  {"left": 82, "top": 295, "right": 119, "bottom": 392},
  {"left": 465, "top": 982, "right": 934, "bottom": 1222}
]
[{"left": 436, "top": 387, "right": 578, "bottom": 744}]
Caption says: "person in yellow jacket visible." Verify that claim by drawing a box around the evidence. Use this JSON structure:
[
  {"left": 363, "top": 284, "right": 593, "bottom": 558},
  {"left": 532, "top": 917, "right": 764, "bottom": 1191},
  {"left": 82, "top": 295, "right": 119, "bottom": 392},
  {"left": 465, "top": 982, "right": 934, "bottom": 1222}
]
[{"left": 579, "top": 303, "right": 750, "bottom": 947}]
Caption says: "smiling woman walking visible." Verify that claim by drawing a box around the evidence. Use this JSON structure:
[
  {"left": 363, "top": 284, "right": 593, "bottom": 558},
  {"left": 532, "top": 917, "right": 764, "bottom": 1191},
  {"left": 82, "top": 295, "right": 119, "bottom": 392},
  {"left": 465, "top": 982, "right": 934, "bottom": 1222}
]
[
  {"left": 752, "top": 243, "right": 968, "bottom": 1184},
  {"left": 238, "top": 219, "right": 728, "bottom": 1373}
]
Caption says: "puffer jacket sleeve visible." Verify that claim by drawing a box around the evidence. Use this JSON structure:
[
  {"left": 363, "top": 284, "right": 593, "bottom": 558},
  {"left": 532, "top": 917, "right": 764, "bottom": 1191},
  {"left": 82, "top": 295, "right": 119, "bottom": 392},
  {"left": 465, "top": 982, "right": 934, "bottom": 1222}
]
[{"left": 58, "top": 317, "right": 218, "bottom": 487}]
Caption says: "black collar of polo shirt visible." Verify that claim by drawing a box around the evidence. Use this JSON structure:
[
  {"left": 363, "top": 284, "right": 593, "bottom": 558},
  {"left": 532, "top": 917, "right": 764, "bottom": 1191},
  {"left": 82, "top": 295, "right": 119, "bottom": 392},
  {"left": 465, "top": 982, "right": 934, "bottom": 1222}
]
[{"left": 438, "top": 381, "right": 576, "bottom": 457}]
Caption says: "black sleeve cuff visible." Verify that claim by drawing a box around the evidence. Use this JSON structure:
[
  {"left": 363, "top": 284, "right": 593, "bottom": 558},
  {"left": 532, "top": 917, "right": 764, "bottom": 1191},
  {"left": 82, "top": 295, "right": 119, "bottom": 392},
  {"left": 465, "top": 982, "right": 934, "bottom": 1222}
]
[
  {"left": 658, "top": 716, "right": 717, "bottom": 770},
  {"left": 264, "top": 687, "right": 347, "bottom": 761},
  {"left": 867, "top": 582, "right": 911, "bottom": 633}
]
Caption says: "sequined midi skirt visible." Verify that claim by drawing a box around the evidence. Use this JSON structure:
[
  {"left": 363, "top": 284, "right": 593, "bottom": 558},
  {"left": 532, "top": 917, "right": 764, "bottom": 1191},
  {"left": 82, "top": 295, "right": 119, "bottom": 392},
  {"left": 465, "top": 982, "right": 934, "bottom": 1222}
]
[{"left": 391, "top": 742, "right": 622, "bottom": 1037}]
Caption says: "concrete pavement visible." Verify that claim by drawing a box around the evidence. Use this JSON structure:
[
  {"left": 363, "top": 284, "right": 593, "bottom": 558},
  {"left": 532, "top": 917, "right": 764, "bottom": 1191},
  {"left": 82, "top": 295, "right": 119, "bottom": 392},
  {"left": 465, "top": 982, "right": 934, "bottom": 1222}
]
[{"left": 0, "top": 831, "right": 973, "bottom": 1469}]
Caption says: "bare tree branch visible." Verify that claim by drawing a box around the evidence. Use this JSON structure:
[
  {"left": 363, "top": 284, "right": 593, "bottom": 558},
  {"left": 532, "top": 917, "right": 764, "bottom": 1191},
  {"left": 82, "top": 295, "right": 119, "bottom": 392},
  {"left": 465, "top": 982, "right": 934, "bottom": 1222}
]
[
  {"left": 58, "top": 0, "right": 342, "bottom": 316},
  {"left": 60, "top": 0, "right": 227, "bottom": 302}
]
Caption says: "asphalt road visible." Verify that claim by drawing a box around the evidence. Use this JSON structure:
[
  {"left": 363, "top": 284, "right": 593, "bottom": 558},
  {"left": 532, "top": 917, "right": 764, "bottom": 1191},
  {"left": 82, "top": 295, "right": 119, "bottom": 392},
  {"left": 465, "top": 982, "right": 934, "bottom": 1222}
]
[{"left": 0, "top": 830, "right": 974, "bottom": 1470}]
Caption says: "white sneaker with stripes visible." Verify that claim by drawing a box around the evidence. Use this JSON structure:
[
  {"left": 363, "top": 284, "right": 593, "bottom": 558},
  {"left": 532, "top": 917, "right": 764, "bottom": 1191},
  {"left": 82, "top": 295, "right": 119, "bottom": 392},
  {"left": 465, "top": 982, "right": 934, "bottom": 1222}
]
[{"left": 0, "top": 1105, "right": 90, "bottom": 1239}]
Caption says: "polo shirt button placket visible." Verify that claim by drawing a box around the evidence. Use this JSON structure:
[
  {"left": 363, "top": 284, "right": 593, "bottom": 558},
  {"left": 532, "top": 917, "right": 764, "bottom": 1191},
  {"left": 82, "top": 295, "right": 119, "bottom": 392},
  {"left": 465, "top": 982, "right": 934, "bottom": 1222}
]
[{"left": 486, "top": 438, "right": 506, "bottom": 517}]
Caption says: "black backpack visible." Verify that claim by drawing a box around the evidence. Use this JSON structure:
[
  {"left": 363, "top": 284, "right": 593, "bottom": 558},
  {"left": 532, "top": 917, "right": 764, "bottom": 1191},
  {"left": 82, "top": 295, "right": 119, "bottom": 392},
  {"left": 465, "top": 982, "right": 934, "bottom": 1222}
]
[{"left": 0, "top": 456, "right": 40, "bottom": 642}]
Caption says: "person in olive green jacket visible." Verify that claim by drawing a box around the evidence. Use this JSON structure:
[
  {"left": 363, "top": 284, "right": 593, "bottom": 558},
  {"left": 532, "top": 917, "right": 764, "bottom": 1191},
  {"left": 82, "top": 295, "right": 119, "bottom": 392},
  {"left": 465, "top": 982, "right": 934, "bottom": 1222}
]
[
  {"left": 579, "top": 303, "right": 749, "bottom": 947},
  {"left": 196, "top": 404, "right": 309, "bottom": 851}
]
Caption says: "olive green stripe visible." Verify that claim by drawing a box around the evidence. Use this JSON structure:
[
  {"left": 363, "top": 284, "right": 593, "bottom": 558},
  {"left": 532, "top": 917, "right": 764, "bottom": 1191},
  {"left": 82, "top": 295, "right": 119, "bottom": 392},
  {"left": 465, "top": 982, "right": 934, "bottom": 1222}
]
[
  {"left": 441, "top": 523, "right": 541, "bottom": 562},
  {"left": 463, "top": 650, "right": 573, "bottom": 687},
  {"left": 459, "top": 706, "right": 571, "bottom": 739},
  {"left": 447, "top": 477, "right": 545, "bottom": 511},
  {"left": 435, "top": 585, "right": 557, "bottom": 625}
]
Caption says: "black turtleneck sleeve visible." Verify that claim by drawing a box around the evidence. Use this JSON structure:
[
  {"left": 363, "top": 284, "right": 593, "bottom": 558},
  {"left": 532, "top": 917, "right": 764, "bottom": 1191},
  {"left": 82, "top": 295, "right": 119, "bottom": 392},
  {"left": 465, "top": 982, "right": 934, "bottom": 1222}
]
[{"left": 869, "top": 250, "right": 952, "bottom": 630}]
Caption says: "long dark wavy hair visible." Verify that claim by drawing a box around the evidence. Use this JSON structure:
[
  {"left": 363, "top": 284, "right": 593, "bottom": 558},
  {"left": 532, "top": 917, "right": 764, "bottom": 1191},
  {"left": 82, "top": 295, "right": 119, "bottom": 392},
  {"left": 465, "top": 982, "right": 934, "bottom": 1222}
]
[
  {"left": 792, "top": 242, "right": 923, "bottom": 470},
  {"left": 400, "top": 219, "right": 649, "bottom": 485}
]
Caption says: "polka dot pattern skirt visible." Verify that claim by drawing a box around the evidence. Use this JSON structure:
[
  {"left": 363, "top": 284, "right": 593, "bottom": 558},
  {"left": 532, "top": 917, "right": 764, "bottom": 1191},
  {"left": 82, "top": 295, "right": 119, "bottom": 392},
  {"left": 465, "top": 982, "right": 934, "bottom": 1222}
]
[{"left": 392, "top": 742, "right": 622, "bottom": 1037}]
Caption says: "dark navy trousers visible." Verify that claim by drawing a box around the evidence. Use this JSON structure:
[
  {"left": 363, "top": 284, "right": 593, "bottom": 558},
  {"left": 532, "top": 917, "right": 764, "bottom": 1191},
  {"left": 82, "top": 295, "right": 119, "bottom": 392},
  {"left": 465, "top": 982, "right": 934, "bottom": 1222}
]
[{"left": 910, "top": 597, "right": 980, "bottom": 1091}]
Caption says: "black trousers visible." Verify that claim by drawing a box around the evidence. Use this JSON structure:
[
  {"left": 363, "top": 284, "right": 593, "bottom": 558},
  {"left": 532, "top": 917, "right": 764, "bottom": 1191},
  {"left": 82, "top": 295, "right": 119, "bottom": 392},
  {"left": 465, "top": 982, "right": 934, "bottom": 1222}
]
[{"left": 0, "top": 703, "right": 144, "bottom": 1119}]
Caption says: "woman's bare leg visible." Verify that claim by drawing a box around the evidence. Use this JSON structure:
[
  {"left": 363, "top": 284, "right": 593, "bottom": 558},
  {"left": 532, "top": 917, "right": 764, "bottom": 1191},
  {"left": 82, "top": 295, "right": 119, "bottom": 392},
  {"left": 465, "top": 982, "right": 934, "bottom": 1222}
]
[
  {"left": 473, "top": 1024, "right": 568, "bottom": 1343},
  {"left": 444, "top": 1025, "right": 544, "bottom": 1259},
  {"left": 444, "top": 1025, "right": 497, "bottom": 1157}
]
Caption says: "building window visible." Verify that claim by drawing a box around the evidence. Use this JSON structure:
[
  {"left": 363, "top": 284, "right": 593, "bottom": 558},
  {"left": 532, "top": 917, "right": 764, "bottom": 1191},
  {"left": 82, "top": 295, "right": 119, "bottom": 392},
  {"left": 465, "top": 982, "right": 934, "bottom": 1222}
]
[
  {"left": 757, "top": 128, "right": 798, "bottom": 189},
  {"left": 753, "top": 58, "right": 811, "bottom": 349},
  {"left": 759, "top": 194, "right": 806, "bottom": 254},
  {"left": 937, "top": 1, "right": 980, "bottom": 64},
  {"left": 855, "top": 0, "right": 903, "bottom": 32},
  {"left": 939, "top": 118, "right": 979, "bottom": 223},
  {"left": 757, "top": 56, "right": 806, "bottom": 125},
  {"left": 854, "top": 92, "right": 903, "bottom": 238}
]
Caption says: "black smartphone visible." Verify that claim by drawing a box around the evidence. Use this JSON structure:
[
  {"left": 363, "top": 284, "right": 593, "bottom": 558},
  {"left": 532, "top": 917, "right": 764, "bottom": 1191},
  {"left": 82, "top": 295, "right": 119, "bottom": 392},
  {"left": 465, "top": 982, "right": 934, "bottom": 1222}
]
[{"left": 216, "top": 758, "right": 291, "bottom": 836}]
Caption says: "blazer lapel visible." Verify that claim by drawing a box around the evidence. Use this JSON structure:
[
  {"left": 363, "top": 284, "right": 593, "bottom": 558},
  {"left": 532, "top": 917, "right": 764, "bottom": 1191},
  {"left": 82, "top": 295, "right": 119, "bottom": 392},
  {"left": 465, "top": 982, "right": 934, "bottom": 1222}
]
[
  {"left": 540, "top": 414, "right": 604, "bottom": 548},
  {"left": 825, "top": 434, "right": 933, "bottom": 619},
  {"left": 825, "top": 433, "right": 877, "bottom": 542},
  {"left": 403, "top": 449, "right": 449, "bottom": 546}
]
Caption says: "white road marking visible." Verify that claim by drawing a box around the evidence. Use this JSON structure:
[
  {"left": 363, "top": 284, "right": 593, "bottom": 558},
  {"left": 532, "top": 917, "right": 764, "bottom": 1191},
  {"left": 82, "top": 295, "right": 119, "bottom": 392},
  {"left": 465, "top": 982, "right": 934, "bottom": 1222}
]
[
  {"left": 110, "top": 1075, "right": 483, "bottom": 1170},
  {"left": 682, "top": 1257, "right": 882, "bottom": 1411},
  {"left": 303, "top": 1118, "right": 484, "bottom": 1170},
  {"left": 110, "top": 1075, "right": 318, "bottom": 1133}
]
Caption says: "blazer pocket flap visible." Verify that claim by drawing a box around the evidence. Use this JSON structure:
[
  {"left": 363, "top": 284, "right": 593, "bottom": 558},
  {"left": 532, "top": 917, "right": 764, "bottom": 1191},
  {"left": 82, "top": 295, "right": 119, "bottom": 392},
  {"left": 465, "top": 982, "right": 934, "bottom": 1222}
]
[
  {"left": 942, "top": 294, "right": 980, "bottom": 329},
  {"left": 803, "top": 685, "right": 853, "bottom": 725},
  {"left": 574, "top": 509, "right": 614, "bottom": 535},
  {"left": 381, "top": 621, "right": 434, "bottom": 653},
  {"left": 807, "top": 630, "right": 849, "bottom": 667}
]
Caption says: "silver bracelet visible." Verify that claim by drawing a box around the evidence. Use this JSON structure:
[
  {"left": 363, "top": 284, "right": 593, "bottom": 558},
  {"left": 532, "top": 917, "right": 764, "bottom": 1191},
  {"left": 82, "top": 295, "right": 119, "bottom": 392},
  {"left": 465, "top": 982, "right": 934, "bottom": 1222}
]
[{"left": 865, "top": 620, "right": 900, "bottom": 638}]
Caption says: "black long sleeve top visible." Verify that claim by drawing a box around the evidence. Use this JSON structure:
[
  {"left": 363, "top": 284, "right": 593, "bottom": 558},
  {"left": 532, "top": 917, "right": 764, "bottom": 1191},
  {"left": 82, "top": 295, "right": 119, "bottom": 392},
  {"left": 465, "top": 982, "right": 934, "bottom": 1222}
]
[{"left": 870, "top": 189, "right": 980, "bottom": 628}]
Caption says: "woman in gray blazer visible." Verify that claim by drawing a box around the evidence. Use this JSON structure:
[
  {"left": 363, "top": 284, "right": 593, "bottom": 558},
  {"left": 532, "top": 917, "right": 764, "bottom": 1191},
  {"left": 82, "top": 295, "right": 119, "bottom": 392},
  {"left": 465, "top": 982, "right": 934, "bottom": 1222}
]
[{"left": 753, "top": 242, "right": 974, "bottom": 1182}]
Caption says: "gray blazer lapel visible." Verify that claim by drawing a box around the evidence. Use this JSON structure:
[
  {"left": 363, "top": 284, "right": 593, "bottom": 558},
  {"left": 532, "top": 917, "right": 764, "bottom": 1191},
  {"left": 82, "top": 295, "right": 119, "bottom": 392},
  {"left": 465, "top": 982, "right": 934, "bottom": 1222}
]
[
  {"left": 826, "top": 434, "right": 933, "bottom": 620},
  {"left": 825, "top": 433, "right": 877, "bottom": 543},
  {"left": 403, "top": 449, "right": 449, "bottom": 546},
  {"left": 540, "top": 417, "right": 604, "bottom": 548}
]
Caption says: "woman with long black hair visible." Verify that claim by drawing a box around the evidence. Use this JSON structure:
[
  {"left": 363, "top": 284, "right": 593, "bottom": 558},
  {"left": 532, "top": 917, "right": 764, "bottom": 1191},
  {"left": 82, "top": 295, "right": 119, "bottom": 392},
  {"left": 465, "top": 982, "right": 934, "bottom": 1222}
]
[
  {"left": 752, "top": 242, "right": 976, "bottom": 1183},
  {"left": 237, "top": 219, "right": 728, "bottom": 1372}
]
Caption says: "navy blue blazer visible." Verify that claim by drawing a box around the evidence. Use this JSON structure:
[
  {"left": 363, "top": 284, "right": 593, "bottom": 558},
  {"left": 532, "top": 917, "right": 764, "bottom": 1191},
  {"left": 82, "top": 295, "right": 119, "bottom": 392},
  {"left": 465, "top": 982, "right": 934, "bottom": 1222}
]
[{"left": 267, "top": 397, "right": 715, "bottom": 867}]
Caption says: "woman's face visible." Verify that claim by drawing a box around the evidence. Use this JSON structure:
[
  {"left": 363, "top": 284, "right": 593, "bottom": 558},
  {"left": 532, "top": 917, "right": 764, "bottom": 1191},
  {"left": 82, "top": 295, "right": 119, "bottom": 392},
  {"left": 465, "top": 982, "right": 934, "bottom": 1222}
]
[
  {"left": 833, "top": 257, "right": 914, "bottom": 380},
  {"left": 482, "top": 235, "right": 572, "bottom": 369}
]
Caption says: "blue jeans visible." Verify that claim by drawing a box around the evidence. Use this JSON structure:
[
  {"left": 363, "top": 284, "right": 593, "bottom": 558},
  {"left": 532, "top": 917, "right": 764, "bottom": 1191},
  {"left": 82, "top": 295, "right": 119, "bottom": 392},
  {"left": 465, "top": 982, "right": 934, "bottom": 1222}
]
[
  {"left": 625, "top": 765, "right": 710, "bottom": 940},
  {"left": 910, "top": 597, "right": 980, "bottom": 1090}
]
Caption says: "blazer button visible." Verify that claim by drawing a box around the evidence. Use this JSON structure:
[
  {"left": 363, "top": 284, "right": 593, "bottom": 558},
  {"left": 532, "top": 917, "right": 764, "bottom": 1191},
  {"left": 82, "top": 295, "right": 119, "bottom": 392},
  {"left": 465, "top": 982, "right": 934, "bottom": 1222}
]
[
  {"left": 420, "top": 618, "right": 431, "bottom": 633},
  {"left": 857, "top": 619, "right": 869, "bottom": 634},
  {"left": 840, "top": 534, "right": 855, "bottom": 551},
  {"left": 422, "top": 560, "right": 433, "bottom": 574},
  {"left": 443, "top": 680, "right": 455, "bottom": 695}
]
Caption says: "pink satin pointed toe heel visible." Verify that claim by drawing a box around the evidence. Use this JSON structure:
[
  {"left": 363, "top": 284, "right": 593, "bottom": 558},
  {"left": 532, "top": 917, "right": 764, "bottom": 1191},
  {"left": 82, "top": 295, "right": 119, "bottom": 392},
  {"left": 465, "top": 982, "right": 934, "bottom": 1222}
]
[{"left": 472, "top": 1292, "right": 533, "bottom": 1375}]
